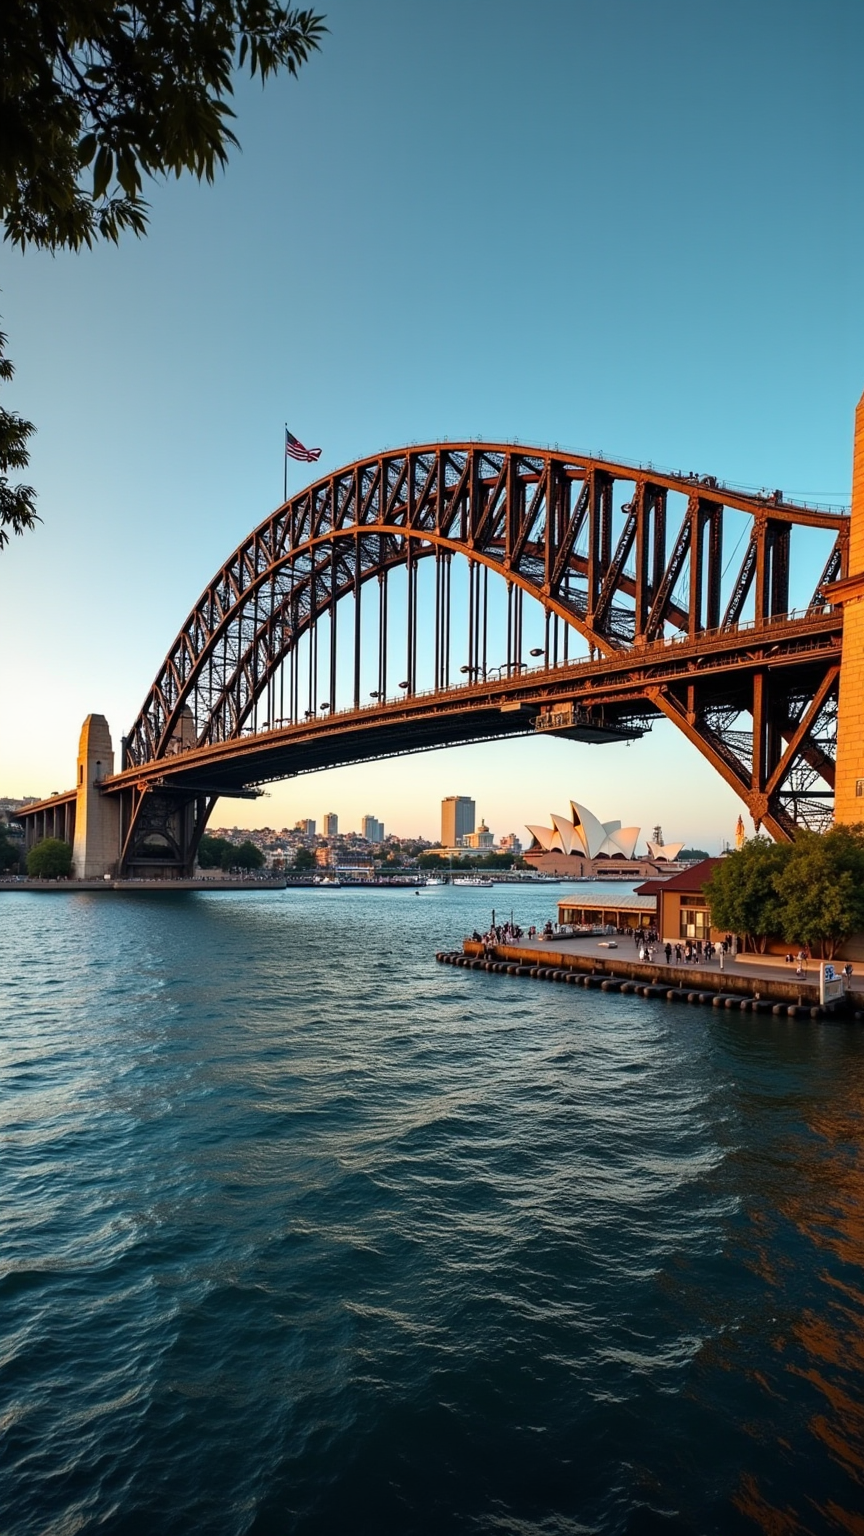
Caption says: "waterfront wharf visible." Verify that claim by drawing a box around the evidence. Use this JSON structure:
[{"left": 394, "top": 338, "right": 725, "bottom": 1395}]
[
  {"left": 436, "top": 936, "right": 864, "bottom": 1017},
  {"left": 0, "top": 876, "right": 289, "bottom": 893}
]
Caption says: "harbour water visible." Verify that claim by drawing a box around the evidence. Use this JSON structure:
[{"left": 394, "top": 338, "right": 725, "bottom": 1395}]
[{"left": 3, "top": 883, "right": 864, "bottom": 1534}]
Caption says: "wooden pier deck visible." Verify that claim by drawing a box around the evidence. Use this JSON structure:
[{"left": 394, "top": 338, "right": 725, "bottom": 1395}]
[{"left": 435, "top": 937, "right": 864, "bottom": 1017}]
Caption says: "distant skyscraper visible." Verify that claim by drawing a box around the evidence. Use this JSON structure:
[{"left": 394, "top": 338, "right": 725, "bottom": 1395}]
[
  {"left": 324, "top": 812, "right": 338, "bottom": 837},
  {"left": 441, "top": 796, "right": 475, "bottom": 847},
  {"left": 362, "top": 815, "right": 384, "bottom": 843},
  {"left": 295, "top": 818, "right": 316, "bottom": 837}
]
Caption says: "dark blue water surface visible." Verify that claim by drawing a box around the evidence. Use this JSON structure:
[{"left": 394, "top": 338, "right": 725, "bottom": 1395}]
[{"left": 3, "top": 885, "right": 864, "bottom": 1535}]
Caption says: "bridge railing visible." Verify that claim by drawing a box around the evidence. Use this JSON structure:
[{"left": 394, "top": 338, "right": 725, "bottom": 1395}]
[{"left": 146, "top": 601, "right": 839, "bottom": 761}]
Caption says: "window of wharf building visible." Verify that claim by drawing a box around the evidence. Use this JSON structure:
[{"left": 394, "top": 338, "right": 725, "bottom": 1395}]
[
  {"left": 680, "top": 906, "right": 711, "bottom": 940},
  {"left": 559, "top": 904, "right": 654, "bottom": 930}
]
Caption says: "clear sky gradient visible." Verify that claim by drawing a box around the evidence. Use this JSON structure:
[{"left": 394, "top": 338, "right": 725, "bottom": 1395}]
[{"left": 1, "top": 0, "right": 862, "bottom": 848}]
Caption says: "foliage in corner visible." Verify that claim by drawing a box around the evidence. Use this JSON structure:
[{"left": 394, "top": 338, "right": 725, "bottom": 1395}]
[
  {"left": 0, "top": 328, "right": 38, "bottom": 548},
  {"left": 0, "top": 1, "right": 326, "bottom": 251},
  {"left": 0, "top": 0, "right": 325, "bottom": 546}
]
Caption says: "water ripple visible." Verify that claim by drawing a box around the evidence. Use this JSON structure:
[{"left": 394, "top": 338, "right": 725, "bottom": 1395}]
[{"left": 1, "top": 886, "right": 862, "bottom": 1534}]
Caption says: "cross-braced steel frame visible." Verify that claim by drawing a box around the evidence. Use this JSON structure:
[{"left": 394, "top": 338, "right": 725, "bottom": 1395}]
[{"left": 110, "top": 443, "right": 848, "bottom": 872}]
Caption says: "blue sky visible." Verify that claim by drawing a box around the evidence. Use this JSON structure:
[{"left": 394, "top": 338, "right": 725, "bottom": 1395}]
[{"left": 1, "top": 0, "right": 862, "bottom": 847}]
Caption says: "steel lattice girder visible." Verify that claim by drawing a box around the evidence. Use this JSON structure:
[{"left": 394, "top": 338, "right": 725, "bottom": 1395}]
[{"left": 115, "top": 442, "right": 848, "bottom": 852}]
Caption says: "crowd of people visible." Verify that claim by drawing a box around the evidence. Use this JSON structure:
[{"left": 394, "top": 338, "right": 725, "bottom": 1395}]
[
  {"left": 635, "top": 932, "right": 736, "bottom": 967},
  {"left": 472, "top": 921, "right": 525, "bottom": 947},
  {"left": 470, "top": 919, "right": 855, "bottom": 984}
]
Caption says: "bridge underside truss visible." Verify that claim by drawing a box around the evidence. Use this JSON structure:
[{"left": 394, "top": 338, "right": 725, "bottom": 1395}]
[{"left": 114, "top": 444, "right": 847, "bottom": 871}]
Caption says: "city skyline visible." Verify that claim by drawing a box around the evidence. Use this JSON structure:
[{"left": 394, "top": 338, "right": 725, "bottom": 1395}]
[{"left": 1, "top": 0, "right": 860, "bottom": 848}]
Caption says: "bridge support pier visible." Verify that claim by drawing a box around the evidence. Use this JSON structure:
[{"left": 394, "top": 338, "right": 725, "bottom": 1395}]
[
  {"left": 832, "top": 391, "right": 864, "bottom": 825},
  {"left": 118, "top": 785, "right": 215, "bottom": 879},
  {"left": 71, "top": 715, "right": 121, "bottom": 878}
]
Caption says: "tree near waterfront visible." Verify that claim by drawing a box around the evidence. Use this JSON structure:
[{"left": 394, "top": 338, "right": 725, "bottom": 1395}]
[
  {"left": 230, "top": 839, "right": 265, "bottom": 871},
  {"left": 0, "top": 825, "right": 22, "bottom": 871},
  {"left": 197, "top": 834, "right": 234, "bottom": 869},
  {"left": 704, "top": 826, "right": 864, "bottom": 959},
  {"left": 26, "top": 837, "right": 72, "bottom": 877},
  {"left": 293, "top": 846, "right": 315, "bottom": 871},
  {"left": 0, "top": 0, "right": 326, "bottom": 546},
  {"left": 703, "top": 838, "right": 791, "bottom": 953},
  {"left": 197, "top": 834, "right": 264, "bottom": 870},
  {"left": 779, "top": 825, "right": 864, "bottom": 960}
]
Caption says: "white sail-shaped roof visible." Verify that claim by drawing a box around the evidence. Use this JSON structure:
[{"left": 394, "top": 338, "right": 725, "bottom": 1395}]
[
  {"left": 602, "top": 825, "right": 641, "bottom": 859},
  {"left": 526, "top": 823, "right": 558, "bottom": 852},
  {"left": 550, "top": 813, "right": 575, "bottom": 855},
  {"left": 570, "top": 801, "right": 608, "bottom": 859},
  {"left": 647, "top": 840, "right": 684, "bottom": 862},
  {"left": 525, "top": 800, "right": 670, "bottom": 862}
]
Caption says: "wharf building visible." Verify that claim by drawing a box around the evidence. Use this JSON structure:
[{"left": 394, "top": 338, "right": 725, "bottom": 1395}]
[
  {"left": 557, "top": 859, "right": 724, "bottom": 935},
  {"left": 632, "top": 861, "right": 725, "bottom": 942},
  {"left": 558, "top": 890, "right": 660, "bottom": 933},
  {"left": 525, "top": 801, "right": 685, "bottom": 879}
]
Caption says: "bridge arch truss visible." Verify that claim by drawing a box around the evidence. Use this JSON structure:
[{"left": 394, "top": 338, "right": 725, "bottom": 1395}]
[{"left": 119, "top": 443, "right": 848, "bottom": 864}]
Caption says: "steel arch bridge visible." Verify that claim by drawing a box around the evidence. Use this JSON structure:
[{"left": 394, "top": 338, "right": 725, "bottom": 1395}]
[{"left": 103, "top": 441, "right": 846, "bottom": 874}]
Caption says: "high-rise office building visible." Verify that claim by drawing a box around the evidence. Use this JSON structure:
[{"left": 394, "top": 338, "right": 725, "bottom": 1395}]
[
  {"left": 441, "top": 796, "right": 475, "bottom": 847},
  {"left": 361, "top": 815, "right": 384, "bottom": 843},
  {"left": 324, "top": 812, "right": 338, "bottom": 837},
  {"left": 295, "top": 818, "right": 316, "bottom": 837}
]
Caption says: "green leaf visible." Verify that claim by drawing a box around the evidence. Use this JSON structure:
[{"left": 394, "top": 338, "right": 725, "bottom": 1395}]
[{"left": 92, "top": 146, "right": 114, "bottom": 201}]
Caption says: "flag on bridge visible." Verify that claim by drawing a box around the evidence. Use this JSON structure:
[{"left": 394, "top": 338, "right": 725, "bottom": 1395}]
[{"left": 285, "top": 428, "right": 322, "bottom": 463}]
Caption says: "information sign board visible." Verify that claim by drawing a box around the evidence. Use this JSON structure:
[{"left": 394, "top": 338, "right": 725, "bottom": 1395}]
[{"left": 820, "top": 963, "right": 845, "bottom": 1008}]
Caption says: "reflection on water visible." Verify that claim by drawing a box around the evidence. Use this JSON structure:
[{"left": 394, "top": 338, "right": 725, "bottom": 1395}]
[
  {"left": 1, "top": 886, "right": 863, "bottom": 1535},
  {"left": 731, "top": 1055, "right": 864, "bottom": 1536}
]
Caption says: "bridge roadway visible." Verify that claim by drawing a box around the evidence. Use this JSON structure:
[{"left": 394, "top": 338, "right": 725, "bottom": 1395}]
[{"left": 101, "top": 604, "right": 840, "bottom": 798}]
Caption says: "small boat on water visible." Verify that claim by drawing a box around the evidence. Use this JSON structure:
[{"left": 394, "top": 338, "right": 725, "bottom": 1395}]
[
  {"left": 453, "top": 876, "right": 494, "bottom": 888},
  {"left": 313, "top": 875, "right": 342, "bottom": 886},
  {"left": 424, "top": 877, "right": 446, "bottom": 886}
]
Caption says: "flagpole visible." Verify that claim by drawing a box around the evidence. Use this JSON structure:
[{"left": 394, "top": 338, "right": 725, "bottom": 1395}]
[{"left": 283, "top": 423, "right": 288, "bottom": 505}]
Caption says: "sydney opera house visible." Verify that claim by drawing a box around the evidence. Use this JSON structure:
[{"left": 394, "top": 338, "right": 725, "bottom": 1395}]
[{"left": 525, "top": 801, "right": 684, "bottom": 878}]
